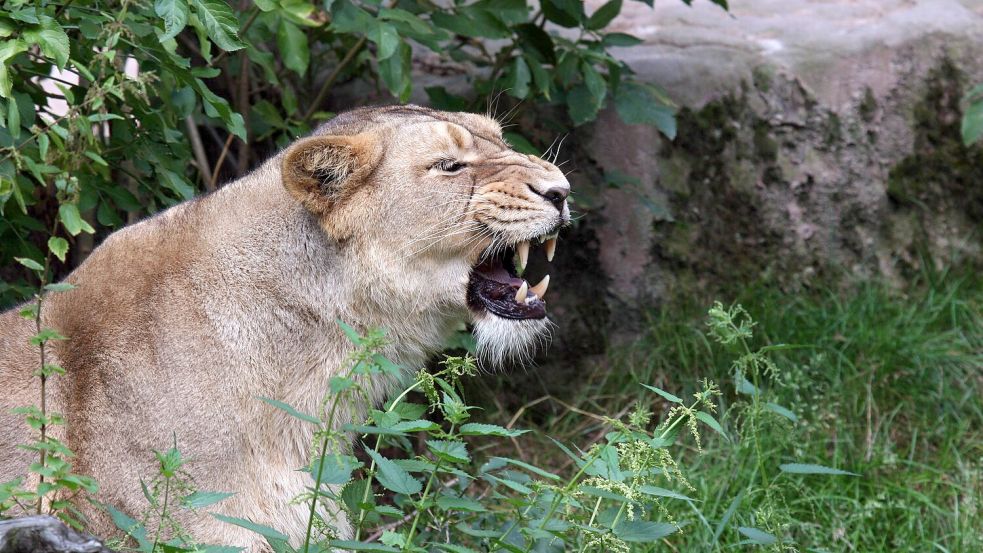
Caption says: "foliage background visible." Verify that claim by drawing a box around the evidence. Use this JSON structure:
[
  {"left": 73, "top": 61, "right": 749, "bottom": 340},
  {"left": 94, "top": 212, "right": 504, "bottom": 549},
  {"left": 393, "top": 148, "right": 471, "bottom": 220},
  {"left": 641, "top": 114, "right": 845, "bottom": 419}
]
[{"left": 0, "top": 0, "right": 690, "bottom": 304}]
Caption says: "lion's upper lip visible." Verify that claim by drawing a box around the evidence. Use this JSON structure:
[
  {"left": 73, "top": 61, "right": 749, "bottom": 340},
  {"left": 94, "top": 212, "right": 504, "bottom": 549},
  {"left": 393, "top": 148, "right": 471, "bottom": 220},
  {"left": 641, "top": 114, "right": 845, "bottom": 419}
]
[{"left": 466, "top": 233, "right": 557, "bottom": 320}]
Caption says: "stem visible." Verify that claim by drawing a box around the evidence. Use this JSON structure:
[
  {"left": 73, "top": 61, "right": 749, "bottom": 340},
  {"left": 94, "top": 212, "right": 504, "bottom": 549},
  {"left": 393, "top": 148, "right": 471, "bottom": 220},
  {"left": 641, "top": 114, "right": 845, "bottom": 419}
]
[
  {"left": 353, "top": 381, "right": 421, "bottom": 541},
  {"left": 302, "top": 37, "right": 367, "bottom": 123},
  {"left": 209, "top": 133, "right": 236, "bottom": 189},
  {"left": 402, "top": 424, "right": 454, "bottom": 550},
  {"left": 34, "top": 214, "right": 60, "bottom": 513},
  {"left": 302, "top": 429, "right": 332, "bottom": 551},
  {"left": 737, "top": 334, "right": 768, "bottom": 488},
  {"left": 184, "top": 116, "right": 214, "bottom": 191},
  {"left": 34, "top": 290, "right": 46, "bottom": 514},
  {"left": 151, "top": 476, "right": 171, "bottom": 553}
]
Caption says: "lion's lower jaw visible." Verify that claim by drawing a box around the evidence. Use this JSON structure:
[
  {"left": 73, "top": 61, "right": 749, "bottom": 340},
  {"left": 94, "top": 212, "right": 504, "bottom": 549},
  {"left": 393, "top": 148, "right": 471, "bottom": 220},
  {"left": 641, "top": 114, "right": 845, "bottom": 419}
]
[{"left": 472, "top": 312, "right": 552, "bottom": 367}]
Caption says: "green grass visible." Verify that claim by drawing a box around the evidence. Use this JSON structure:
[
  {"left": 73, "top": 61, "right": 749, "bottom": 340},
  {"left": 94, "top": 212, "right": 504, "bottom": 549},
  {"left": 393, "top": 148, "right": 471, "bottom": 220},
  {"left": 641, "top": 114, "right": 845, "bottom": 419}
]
[{"left": 481, "top": 271, "right": 983, "bottom": 551}]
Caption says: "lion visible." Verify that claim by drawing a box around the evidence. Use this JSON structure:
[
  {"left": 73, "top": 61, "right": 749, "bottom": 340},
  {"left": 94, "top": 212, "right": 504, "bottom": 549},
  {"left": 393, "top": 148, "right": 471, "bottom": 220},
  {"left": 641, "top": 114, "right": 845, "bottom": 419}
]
[{"left": 0, "top": 105, "right": 570, "bottom": 550}]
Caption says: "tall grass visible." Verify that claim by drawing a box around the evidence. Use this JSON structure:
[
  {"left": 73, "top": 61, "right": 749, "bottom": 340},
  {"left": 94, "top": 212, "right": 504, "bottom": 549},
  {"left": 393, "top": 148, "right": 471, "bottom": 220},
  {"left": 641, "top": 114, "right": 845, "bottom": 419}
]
[{"left": 493, "top": 272, "right": 983, "bottom": 551}]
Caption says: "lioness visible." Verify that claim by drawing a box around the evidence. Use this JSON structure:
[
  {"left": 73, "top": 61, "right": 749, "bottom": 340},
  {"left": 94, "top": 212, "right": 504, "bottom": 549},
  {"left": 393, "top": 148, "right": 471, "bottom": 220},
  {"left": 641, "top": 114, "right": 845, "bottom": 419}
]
[{"left": 0, "top": 105, "right": 569, "bottom": 549}]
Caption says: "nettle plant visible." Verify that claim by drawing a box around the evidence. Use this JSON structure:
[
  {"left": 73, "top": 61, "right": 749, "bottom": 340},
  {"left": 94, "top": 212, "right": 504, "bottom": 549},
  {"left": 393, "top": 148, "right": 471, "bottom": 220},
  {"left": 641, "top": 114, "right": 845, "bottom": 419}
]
[
  {"left": 101, "top": 305, "right": 856, "bottom": 553},
  {"left": 0, "top": 0, "right": 722, "bottom": 305}
]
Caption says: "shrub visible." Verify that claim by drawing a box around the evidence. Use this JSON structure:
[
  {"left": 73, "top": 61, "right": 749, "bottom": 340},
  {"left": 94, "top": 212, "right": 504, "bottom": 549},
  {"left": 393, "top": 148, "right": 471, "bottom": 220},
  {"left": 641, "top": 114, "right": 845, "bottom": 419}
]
[{"left": 0, "top": 0, "right": 709, "bottom": 305}]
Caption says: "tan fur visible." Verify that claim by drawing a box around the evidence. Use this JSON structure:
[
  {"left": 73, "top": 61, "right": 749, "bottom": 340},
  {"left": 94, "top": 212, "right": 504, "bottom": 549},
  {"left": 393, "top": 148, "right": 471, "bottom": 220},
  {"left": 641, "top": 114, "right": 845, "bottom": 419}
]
[{"left": 0, "top": 105, "right": 570, "bottom": 550}]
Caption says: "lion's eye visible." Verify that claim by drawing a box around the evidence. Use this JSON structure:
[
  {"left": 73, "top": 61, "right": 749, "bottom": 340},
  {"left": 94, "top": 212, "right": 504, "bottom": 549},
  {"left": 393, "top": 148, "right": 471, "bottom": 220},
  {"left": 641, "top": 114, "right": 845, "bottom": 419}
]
[{"left": 433, "top": 159, "right": 466, "bottom": 173}]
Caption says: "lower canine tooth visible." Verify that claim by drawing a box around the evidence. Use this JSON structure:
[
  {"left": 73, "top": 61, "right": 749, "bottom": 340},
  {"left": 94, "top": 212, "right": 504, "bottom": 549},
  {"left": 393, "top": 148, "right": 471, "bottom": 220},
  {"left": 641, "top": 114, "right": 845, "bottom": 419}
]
[
  {"left": 515, "top": 281, "right": 528, "bottom": 303},
  {"left": 545, "top": 237, "right": 557, "bottom": 262},
  {"left": 530, "top": 274, "right": 550, "bottom": 299}
]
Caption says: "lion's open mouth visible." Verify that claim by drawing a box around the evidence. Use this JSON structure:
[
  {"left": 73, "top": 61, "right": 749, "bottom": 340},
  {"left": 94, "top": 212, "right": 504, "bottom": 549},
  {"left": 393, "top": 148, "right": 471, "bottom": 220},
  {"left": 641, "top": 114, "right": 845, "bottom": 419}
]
[{"left": 467, "top": 233, "right": 557, "bottom": 320}]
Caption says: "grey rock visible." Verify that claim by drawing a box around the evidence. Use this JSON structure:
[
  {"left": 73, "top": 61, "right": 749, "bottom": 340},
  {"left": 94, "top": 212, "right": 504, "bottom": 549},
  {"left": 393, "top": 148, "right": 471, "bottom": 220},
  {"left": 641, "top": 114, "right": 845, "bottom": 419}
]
[
  {"left": 584, "top": 0, "right": 983, "bottom": 315},
  {"left": 0, "top": 516, "right": 114, "bottom": 553}
]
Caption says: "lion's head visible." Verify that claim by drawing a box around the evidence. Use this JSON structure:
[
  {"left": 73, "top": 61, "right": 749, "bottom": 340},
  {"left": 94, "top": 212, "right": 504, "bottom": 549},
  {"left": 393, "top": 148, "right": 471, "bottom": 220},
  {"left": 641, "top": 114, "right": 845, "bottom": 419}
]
[{"left": 281, "top": 105, "right": 570, "bottom": 365}]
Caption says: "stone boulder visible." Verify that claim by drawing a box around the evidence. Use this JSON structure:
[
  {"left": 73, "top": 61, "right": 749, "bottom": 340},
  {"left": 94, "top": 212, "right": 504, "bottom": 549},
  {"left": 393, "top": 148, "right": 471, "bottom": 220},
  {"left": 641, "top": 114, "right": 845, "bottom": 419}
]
[{"left": 549, "top": 0, "right": 983, "bottom": 353}]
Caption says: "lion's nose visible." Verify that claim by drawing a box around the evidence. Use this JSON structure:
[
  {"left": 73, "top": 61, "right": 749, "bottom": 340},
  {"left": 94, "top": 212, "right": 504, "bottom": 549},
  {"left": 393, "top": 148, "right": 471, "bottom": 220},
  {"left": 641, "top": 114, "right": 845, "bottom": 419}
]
[{"left": 529, "top": 184, "right": 569, "bottom": 211}]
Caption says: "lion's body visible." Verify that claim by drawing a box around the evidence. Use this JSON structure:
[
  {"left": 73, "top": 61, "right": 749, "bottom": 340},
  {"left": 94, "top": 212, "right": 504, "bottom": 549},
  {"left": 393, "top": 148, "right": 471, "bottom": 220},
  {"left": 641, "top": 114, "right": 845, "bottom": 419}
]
[{"left": 0, "top": 105, "right": 569, "bottom": 550}]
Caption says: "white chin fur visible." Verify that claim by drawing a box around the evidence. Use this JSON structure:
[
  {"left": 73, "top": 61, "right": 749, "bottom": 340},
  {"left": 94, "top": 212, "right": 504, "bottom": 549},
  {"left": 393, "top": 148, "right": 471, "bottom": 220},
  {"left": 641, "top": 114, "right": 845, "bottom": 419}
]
[{"left": 472, "top": 311, "right": 552, "bottom": 367}]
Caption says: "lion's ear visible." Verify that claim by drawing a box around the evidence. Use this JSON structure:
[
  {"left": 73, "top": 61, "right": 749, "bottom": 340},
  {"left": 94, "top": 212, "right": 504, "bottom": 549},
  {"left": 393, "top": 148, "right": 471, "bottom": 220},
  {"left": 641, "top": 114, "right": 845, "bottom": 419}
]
[{"left": 281, "top": 133, "right": 381, "bottom": 215}]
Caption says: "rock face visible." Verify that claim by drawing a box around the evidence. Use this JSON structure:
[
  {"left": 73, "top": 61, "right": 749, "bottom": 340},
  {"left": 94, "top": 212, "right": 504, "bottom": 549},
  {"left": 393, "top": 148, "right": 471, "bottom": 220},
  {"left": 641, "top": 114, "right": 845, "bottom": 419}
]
[
  {"left": 0, "top": 516, "right": 114, "bottom": 553},
  {"left": 555, "top": 0, "right": 983, "bottom": 348}
]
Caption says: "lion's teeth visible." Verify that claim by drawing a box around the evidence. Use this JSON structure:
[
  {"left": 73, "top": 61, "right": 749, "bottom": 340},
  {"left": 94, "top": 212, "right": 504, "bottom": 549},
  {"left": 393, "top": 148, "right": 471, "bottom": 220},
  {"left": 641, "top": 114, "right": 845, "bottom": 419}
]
[
  {"left": 516, "top": 240, "right": 530, "bottom": 271},
  {"left": 545, "top": 237, "right": 557, "bottom": 262},
  {"left": 515, "top": 281, "right": 528, "bottom": 303},
  {"left": 530, "top": 274, "right": 549, "bottom": 299}
]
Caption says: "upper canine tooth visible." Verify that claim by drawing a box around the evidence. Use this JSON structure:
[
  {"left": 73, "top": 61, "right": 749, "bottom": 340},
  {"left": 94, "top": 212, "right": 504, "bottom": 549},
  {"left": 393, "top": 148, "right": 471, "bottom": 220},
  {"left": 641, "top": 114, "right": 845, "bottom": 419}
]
[
  {"left": 515, "top": 281, "right": 528, "bottom": 303},
  {"left": 545, "top": 237, "right": 557, "bottom": 262},
  {"left": 530, "top": 274, "right": 549, "bottom": 299},
  {"left": 516, "top": 240, "right": 530, "bottom": 271}
]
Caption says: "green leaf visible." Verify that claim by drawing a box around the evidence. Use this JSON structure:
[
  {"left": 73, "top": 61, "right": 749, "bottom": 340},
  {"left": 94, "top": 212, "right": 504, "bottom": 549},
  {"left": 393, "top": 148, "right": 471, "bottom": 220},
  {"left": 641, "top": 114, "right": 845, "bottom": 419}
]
[
  {"left": 567, "top": 83, "right": 599, "bottom": 125},
  {"left": 310, "top": 454, "right": 361, "bottom": 485},
  {"left": 24, "top": 26, "right": 70, "bottom": 69},
  {"left": 492, "top": 457, "right": 561, "bottom": 481},
  {"left": 505, "top": 56, "right": 532, "bottom": 99},
  {"left": 637, "top": 485, "right": 696, "bottom": 502},
  {"left": 962, "top": 93, "right": 983, "bottom": 146},
  {"left": 378, "top": 41, "right": 412, "bottom": 101},
  {"left": 425, "top": 86, "right": 469, "bottom": 111},
  {"left": 190, "top": 77, "right": 246, "bottom": 139},
  {"left": 713, "top": 489, "right": 744, "bottom": 543},
  {"left": 276, "top": 20, "right": 309, "bottom": 75},
  {"left": 779, "top": 463, "right": 858, "bottom": 476},
  {"left": 613, "top": 520, "right": 678, "bottom": 542},
  {"left": 6, "top": 90, "right": 19, "bottom": 140},
  {"left": 212, "top": 514, "right": 288, "bottom": 541},
  {"left": 390, "top": 419, "right": 439, "bottom": 433},
  {"left": 436, "top": 544, "right": 481, "bottom": 553},
  {"left": 182, "top": 490, "right": 235, "bottom": 508},
  {"left": 426, "top": 439, "right": 470, "bottom": 464},
  {"left": 503, "top": 132, "right": 538, "bottom": 155},
  {"left": 106, "top": 505, "right": 151, "bottom": 550},
  {"left": 158, "top": 168, "right": 196, "bottom": 200},
  {"left": 737, "top": 526, "right": 778, "bottom": 545},
  {"left": 379, "top": 8, "right": 432, "bottom": 35},
  {"left": 587, "top": 0, "right": 622, "bottom": 30},
  {"left": 156, "top": 0, "right": 190, "bottom": 41},
  {"left": 0, "top": 39, "right": 28, "bottom": 98},
  {"left": 436, "top": 495, "right": 487, "bottom": 512},
  {"left": 694, "top": 411, "right": 727, "bottom": 440},
  {"left": 58, "top": 203, "right": 94, "bottom": 236},
  {"left": 257, "top": 397, "right": 321, "bottom": 424},
  {"left": 640, "top": 383, "right": 682, "bottom": 403},
  {"left": 368, "top": 22, "right": 400, "bottom": 61},
  {"left": 47, "top": 237, "right": 69, "bottom": 262},
  {"left": 191, "top": 0, "right": 246, "bottom": 52},
  {"left": 764, "top": 402, "right": 798, "bottom": 422},
  {"left": 615, "top": 81, "right": 676, "bottom": 139},
  {"left": 515, "top": 24, "right": 555, "bottom": 64},
  {"left": 331, "top": 1, "right": 375, "bottom": 33},
  {"left": 542, "top": 0, "right": 583, "bottom": 27},
  {"left": 581, "top": 62, "right": 607, "bottom": 106},
  {"left": 44, "top": 283, "right": 75, "bottom": 293},
  {"left": 365, "top": 448, "right": 422, "bottom": 495},
  {"left": 459, "top": 423, "right": 527, "bottom": 437},
  {"left": 430, "top": 9, "right": 509, "bottom": 40},
  {"left": 327, "top": 541, "right": 398, "bottom": 552},
  {"left": 602, "top": 32, "right": 643, "bottom": 47},
  {"left": 16, "top": 257, "right": 44, "bottom": 271}
]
